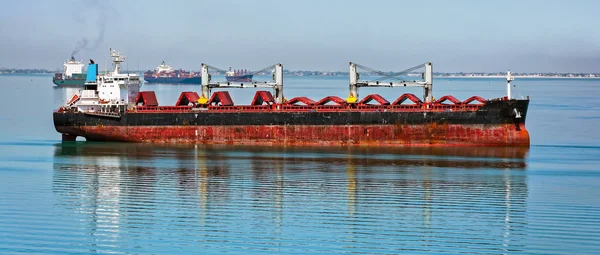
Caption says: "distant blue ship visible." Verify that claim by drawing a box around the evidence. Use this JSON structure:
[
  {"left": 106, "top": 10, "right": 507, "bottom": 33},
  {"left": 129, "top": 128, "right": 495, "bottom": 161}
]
[{"left": 144, "top": 61, "right": 202, "bottom": 84}]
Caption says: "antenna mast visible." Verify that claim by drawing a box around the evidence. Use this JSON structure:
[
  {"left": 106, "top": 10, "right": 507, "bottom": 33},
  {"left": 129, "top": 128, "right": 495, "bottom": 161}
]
[{"left": 506, "top": 70, "right": 514, "bottom": 99}]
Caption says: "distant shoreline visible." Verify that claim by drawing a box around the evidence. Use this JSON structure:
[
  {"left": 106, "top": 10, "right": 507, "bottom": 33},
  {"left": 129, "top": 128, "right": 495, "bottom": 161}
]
[{"left": 435, "top": 75, "right": 600, "bottom": 79}]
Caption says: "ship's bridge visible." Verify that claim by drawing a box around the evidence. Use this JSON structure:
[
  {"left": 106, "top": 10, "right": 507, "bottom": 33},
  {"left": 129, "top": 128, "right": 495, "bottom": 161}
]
[{"left": 97, "top": 71, "right": 141, "bottom": 106}]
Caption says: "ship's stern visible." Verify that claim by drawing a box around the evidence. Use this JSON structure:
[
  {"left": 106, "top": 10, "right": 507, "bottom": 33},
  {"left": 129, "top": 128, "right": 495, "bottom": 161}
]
[{"left": 54, "top": 111, "right": 83, "bottom": 141}]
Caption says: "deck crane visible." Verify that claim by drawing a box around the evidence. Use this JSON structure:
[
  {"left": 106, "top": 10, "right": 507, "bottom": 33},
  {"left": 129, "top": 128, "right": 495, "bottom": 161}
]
[
  {"left": 348, "top": 62, "right": 433, "bottom": 104},
  {"left": 199, "top": 63, "right": 284, "bottom": 104}
]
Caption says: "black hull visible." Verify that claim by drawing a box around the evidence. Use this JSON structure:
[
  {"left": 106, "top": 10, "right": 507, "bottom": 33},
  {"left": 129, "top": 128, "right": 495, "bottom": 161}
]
[{"left": 54, "top": 99, "right": 528, "bottom": 127}]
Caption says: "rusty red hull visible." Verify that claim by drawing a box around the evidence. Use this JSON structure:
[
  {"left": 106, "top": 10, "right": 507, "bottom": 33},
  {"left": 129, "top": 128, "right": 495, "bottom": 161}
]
[{"left": 55, "top": 124, "right": 529, "bottom": 147}]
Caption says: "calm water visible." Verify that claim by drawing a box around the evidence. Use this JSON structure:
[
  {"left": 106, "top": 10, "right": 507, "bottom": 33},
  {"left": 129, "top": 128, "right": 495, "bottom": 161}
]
[{"left": 0, "top": 74, "right": 599, "bottom": 254}]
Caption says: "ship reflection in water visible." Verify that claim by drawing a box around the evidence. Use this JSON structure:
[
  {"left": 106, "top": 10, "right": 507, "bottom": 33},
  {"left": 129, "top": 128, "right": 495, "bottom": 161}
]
[{"left": 52, "top": 143, "right": 529, "bottom": 254}]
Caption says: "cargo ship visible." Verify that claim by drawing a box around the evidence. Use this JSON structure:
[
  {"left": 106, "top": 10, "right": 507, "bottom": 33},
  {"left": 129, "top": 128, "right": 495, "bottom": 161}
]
[
  {"left": 54, "top": 48, "right": 530, "bottom": 147},
  {"left": 52, "top": 56, "right": 86, "bottom": 86},
  {"left": 143, "top": 61, "right": 201, "bottom": 84},
  {"left": 225, "top": 67, "right": 253, "bottom": 82}
]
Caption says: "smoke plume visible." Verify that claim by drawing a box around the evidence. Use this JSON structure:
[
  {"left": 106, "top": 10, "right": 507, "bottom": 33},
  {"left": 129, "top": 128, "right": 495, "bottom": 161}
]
[{"left": 71, "top": 0, "right": 110, "bottom": 57}]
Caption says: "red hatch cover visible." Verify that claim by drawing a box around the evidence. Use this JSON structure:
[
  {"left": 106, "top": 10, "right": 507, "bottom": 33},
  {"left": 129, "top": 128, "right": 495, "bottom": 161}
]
[
  {"left": 462, "top": 96, "right": 487, "bottom": 105},
  {"left": 251, "top": 91, "right": 275, "bottom": 105},
  {"left": 359, "top": 94, "right": 390, "bottom": 105},
  {"left": 135, "top": 91, "right": 159, "bottom": 106},
  {"left": 316, "top": 96, "right": 346, "bottom": 105},
  {"left": 208, "top": 91, "right": 234, "bottom": 106},
  {"left": 285, "top": 97, "right": 316, "bottom": 105},
  {"left": 434, "top": 95, "right": 462, "bottom": 104},
  {"left": 176, "top": 92, "right": 200, "bottom": 106},
  {"left": 392, "top": 93, "right": 423, "bottom": 105}
]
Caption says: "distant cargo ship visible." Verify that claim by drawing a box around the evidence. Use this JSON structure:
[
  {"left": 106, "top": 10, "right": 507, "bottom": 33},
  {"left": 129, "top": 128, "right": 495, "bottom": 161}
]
[
  {"left": 225, "top": 67, "right": 253, "bottom": 82},
  {"left": 53, "top": 56, "right": 86, "bottom": 86},
  {"left": 144, "top": 61, "right": 201, "bottom": 84}
]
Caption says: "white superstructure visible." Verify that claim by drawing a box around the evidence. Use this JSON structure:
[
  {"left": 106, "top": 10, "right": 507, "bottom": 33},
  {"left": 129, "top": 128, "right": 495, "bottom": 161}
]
[
  {"left": 225, "top": 67, "right": 235, "bottom": 77},
  {"left": 67, "top": 48, "right": 142, "bottom": 115},
  {"left": 63, "top": 56, "right": 84, "bottom": 78},
  {"left": 155, "top": 61, "right": 174, "bottom": 73}
]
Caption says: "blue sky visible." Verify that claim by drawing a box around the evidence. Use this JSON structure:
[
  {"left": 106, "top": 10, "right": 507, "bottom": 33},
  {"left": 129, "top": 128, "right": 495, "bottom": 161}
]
[{"left": 1, "top": 0, "right": 599, "bottom": 72}]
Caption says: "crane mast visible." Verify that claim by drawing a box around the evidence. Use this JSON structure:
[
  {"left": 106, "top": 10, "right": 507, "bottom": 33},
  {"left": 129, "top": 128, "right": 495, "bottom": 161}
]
[
  {"left": 200, "top": 63, "right": 284, "bottom": 104},
  {"left": 348, "top": 62, "right": 433, "bottom": 103}
]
